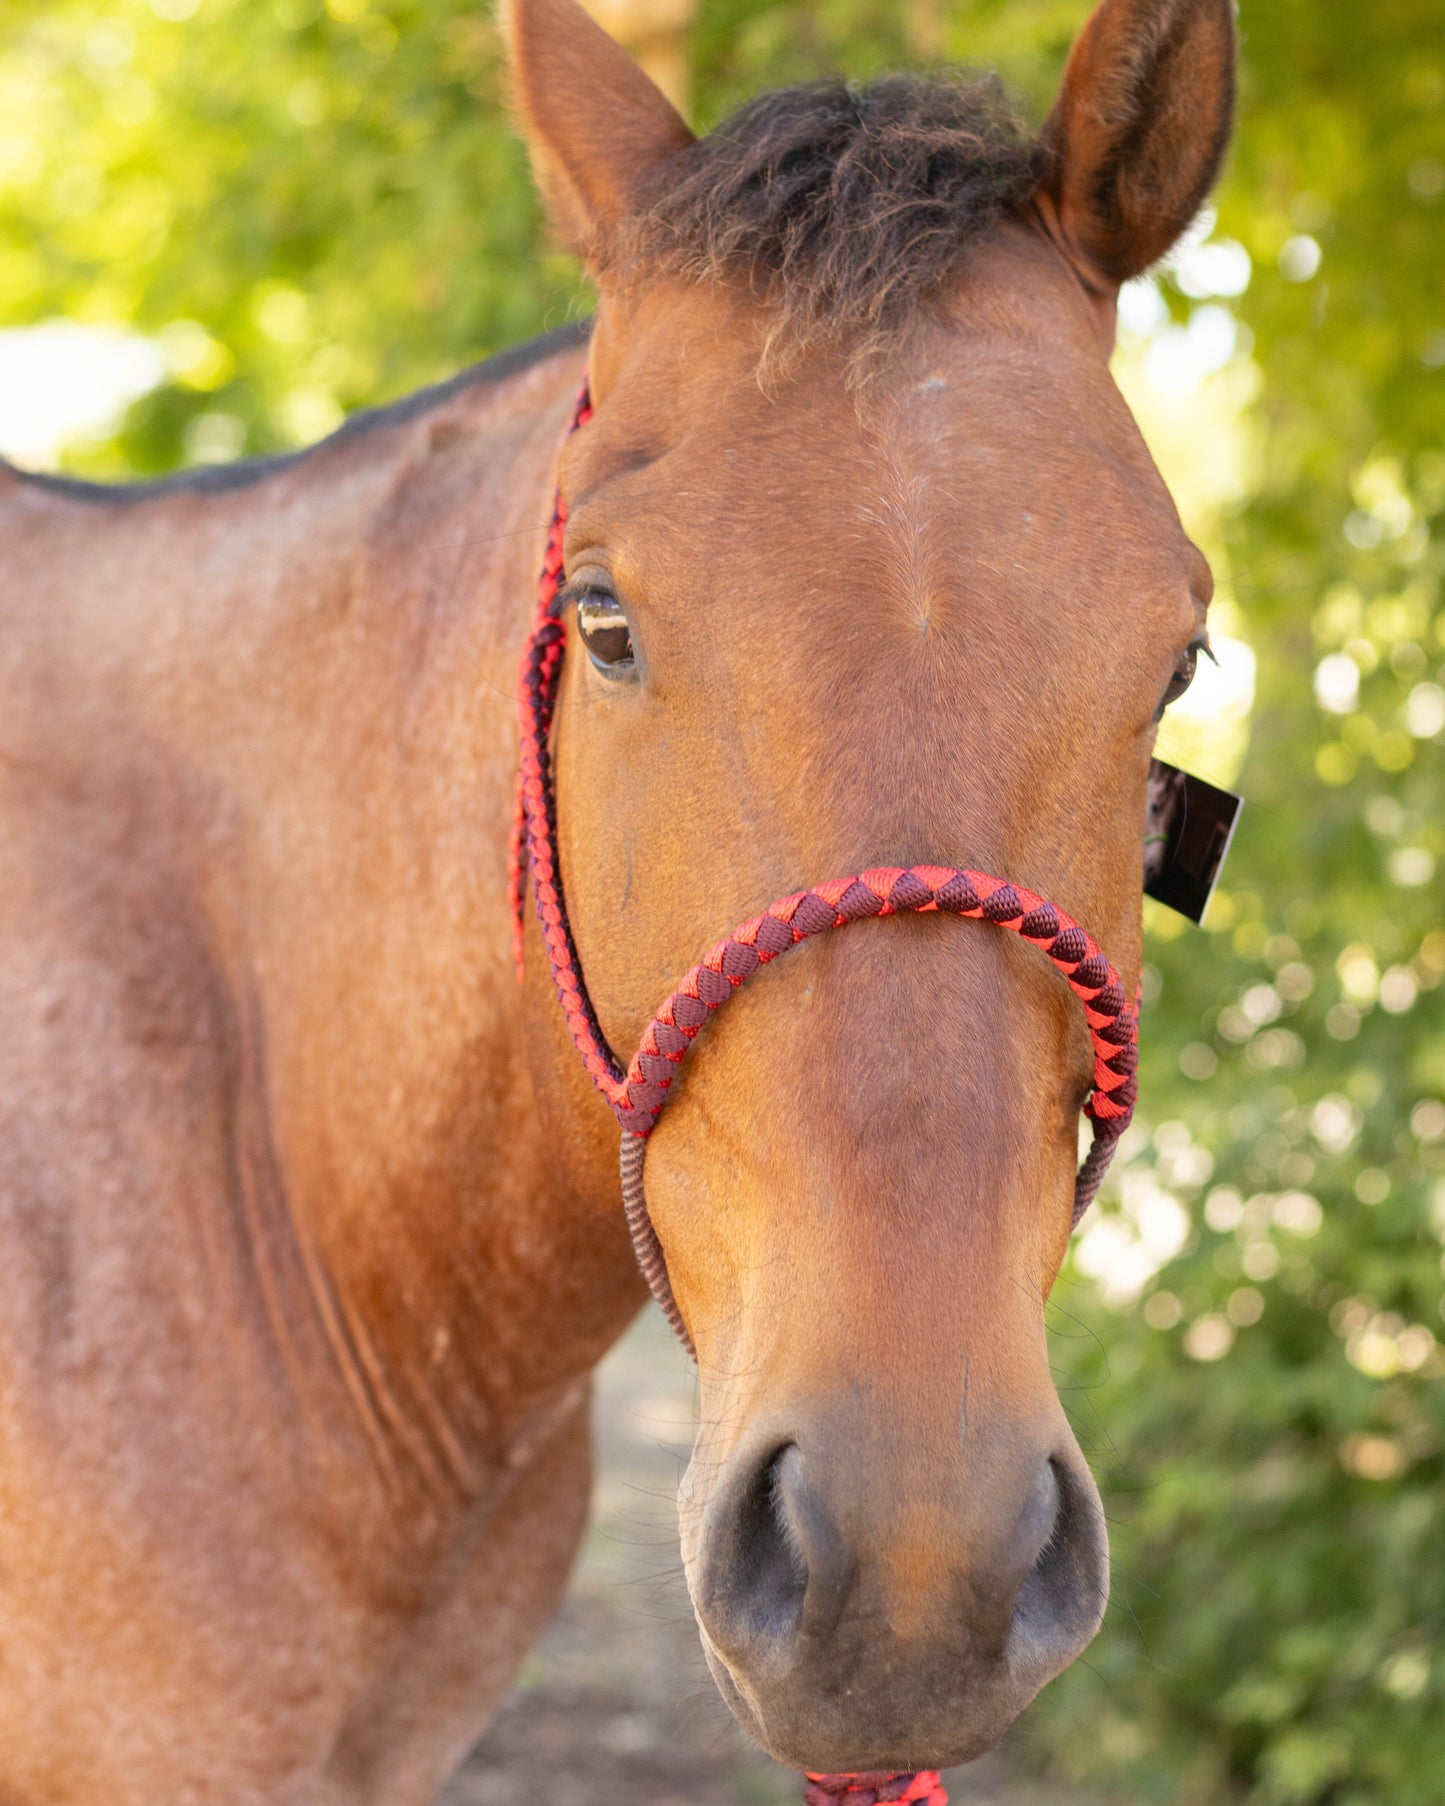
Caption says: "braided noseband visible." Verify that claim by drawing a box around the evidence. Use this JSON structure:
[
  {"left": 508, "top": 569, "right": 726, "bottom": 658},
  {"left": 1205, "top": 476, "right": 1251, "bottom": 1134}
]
[
  {"left": 511, "top": 379, "right": 1139, "bottom": 1346},
  {"left": 508, "top": 382, "right": 1138, "bottom": 1804}
]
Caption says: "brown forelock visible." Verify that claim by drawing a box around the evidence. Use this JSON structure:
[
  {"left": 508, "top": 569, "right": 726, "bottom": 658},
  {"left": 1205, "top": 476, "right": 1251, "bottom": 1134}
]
[
  {"left": 612, "top": 73, "right": 1047, "bottom": 369},
  {"left": 549, "top": 228, "right": 1205, "bottom": 1413}
]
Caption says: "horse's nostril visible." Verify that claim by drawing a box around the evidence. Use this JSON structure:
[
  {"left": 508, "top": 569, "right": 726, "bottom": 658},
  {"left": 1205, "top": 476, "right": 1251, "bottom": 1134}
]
[
  {"left": 698, "top": 1442, "right": 811, "bottom": 1658},
  {"left": 746, "top": 1444, "right": 811, "bottom": 1637},
  {"left": 1016, "top": 1455, "right": 1062, "bottom": 1566},
  {"left": 1009, "top": 1453, "right": 1109, "bottom": 1685}
]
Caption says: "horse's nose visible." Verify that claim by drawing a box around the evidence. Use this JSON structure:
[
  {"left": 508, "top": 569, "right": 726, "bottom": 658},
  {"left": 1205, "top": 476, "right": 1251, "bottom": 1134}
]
[
  {"left": 690, "top": 1444, "right": 825, "bottom": 1660},
  {"left": 689, "top": 1428, "right": 1107, "bottom": 1770}
]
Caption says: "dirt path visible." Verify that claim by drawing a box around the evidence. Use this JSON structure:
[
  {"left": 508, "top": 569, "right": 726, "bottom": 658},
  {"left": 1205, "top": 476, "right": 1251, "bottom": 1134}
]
[{"left": 443, "top": 1310, "right": 1082, "bottom": 1806}]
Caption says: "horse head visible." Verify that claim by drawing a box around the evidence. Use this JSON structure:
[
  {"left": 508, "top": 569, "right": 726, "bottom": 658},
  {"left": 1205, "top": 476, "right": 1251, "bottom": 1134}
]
[{"left": 505, "top": 0, "right": 1233, "bottom": 1772}]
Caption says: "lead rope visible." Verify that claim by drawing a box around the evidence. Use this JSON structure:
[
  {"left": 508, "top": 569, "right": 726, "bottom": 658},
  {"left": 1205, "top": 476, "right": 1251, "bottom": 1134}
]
[
  {"left": 805, "top": 1773, "right": 949, "bottom": 1805},
  {"left": 510, "top": 379, "right": 1139, "bottom": 1806}
]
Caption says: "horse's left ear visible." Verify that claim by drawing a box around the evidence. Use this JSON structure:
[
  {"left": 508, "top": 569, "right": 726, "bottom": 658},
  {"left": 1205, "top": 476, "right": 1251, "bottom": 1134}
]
[
  {"left": 1039, "top": 0, "right": 1235, "bottom": 286},
  {"left": 501, "top": 0, "right": 696, "bottom": 264}
]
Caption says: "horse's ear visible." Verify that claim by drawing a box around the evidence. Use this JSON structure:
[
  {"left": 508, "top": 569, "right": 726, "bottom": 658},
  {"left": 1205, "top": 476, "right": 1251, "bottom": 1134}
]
[
  {"left": 1039, "top": 0, "right": 1235, "bottom": 286},
  {"left": 501, "top": 0, "right": 695, "bottom": 263}
]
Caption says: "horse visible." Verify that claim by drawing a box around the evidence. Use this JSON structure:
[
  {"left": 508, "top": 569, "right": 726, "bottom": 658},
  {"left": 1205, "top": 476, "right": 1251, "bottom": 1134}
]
[{"left": 0, "top": 0, "right": 1234, "bottom": 1796}]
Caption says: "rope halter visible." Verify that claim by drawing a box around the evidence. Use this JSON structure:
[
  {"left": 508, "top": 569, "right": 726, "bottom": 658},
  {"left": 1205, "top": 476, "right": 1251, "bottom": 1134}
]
[
  {"left": 507, "top": 381, "right": 1140, "bottom": 1806},
  {"left": 510, "top": 379, "right": 1139, "bottom": 1355}
]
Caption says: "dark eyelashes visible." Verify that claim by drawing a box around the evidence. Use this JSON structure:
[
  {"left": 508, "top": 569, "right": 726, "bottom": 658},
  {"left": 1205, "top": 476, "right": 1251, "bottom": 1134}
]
[{"left": 1155, "top": 633, "right": 1214, "bottom": 721}]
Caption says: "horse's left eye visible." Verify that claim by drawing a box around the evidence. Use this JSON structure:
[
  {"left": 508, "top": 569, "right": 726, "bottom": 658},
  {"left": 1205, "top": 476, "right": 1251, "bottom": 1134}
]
[
  {"left": 1157, "top": 638, "right": 1208, "bottom": 718},
  {"left": 576, "top": 591, "right": 635, "bottom": 673}
]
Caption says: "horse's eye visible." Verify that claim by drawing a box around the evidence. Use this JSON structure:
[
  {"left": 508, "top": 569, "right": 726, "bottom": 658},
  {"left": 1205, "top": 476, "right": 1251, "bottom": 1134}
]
[
  {"left": 576, "top": 590, "right": 635, "bottom": 674},
  {"left": 1157, "top": 637, "right": 1209, "bottom": 718}
]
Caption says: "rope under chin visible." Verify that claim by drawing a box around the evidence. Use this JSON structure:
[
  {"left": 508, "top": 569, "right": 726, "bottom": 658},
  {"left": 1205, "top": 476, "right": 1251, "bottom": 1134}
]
[
  {"left": 509, "top": 379, "right": 1140, "bottom": 1806},
  {"left": 805, "top": 1772, "right": 948, "bottom": 1805}
]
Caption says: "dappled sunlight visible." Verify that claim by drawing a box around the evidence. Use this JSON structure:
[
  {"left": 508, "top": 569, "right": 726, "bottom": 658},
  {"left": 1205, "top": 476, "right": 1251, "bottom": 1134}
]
[{"left": 0, "top": 320, "right": 163, "bottom": 466}]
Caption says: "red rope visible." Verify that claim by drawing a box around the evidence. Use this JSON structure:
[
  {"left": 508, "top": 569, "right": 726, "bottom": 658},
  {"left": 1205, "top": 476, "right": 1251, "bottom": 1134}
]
[
  {"left": 604, "top": 864, "right": 1137, "bottom": 1144},
  {"left": 511, "top": 379, "right": 1142, "bottom": 1806},
  {"left": 806, "top": 1773, "right": 948, "bottom": 1806}
]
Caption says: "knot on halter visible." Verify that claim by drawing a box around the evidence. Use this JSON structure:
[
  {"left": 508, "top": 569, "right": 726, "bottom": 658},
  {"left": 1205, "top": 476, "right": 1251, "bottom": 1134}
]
[
  {"left": 805, "top": 1772, "right": 948, "bottom": 1806},
  {"left": 510, "top": 374, "right": 1141, "bottom": 1356}
]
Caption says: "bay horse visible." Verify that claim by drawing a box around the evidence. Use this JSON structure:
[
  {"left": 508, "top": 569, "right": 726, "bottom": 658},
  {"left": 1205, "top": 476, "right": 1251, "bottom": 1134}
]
[{"left": 0, "top": 0, "right": 1233, "bottom": 1797}]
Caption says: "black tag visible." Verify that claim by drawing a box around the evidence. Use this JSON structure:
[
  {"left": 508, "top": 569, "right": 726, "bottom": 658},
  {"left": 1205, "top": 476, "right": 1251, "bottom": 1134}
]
[{"left": 1143, "top": 757, "right": 1243, "bottom": 923}]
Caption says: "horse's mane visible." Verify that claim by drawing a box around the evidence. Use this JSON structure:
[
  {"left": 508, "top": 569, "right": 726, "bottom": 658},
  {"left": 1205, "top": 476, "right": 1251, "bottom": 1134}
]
[{"left": 619, "top": 74, "right": 1046, "bottom": 361}]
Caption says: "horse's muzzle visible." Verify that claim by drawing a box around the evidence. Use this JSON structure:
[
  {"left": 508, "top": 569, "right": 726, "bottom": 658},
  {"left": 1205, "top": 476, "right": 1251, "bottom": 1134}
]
[{"left": 685, "top": 1417, "right": 1108, "bottom": 1771}]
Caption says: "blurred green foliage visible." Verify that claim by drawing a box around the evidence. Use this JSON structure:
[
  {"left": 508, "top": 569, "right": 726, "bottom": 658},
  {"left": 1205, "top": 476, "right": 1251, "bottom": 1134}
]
[
  {"left": 0, "top": 0, "right": 580, "bottom": 469},
  {"left": 2, "top": 1, "right": 1442, "bottom": 1801}
]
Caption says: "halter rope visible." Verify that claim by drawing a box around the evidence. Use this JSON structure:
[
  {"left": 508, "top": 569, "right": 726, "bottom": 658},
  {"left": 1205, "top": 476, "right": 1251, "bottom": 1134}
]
[
  {"left": 805, "top": 1773, "right": 948, "bottom": 1805},
  {"left": 508, "top": 379, "right": 1140, "bottom": 1806}
]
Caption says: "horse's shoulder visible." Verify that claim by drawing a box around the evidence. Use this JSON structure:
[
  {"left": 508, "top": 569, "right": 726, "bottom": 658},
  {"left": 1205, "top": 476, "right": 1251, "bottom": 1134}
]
[{"left": 0, "top": 877, "right": 239, "bottom": 1389}]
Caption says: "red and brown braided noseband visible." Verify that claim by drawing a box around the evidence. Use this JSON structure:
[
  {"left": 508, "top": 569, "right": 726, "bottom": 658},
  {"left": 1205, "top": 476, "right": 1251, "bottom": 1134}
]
[{"left": 508, "top": 379, "right": 1139, "bottom": 1806}]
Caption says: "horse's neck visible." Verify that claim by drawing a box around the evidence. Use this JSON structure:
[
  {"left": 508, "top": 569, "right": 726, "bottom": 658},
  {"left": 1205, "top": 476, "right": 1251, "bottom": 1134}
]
[
  {"left": 4, "top": 334, "right": 643, "bottom": 1490},
  {"left": 220, "top": 342, "right": 645, "bottom": 1472}
]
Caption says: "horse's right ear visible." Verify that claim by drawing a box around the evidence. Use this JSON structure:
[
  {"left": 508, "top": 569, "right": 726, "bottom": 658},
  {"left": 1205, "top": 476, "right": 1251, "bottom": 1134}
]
[
  {"left": 501, "top": 0, "right": 695, "bottom": 264},
  {"left": 1039, "top": 0, "right": 1235, "bottom": 287}
]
